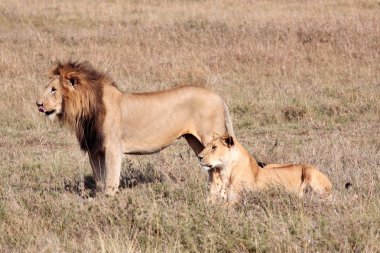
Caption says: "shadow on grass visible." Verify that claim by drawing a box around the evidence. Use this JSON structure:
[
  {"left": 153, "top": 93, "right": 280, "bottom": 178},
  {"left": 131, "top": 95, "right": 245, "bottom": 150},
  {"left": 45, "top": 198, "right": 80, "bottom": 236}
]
[{"left": 63, "top": 162, "right": 165, "bottom": 198}]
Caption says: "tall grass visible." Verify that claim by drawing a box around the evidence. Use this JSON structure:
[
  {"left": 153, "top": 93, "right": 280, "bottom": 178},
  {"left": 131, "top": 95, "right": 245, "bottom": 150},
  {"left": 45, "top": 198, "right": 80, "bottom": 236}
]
[{"left": 0, "top": 0, "right": 379, "bottom": 252}]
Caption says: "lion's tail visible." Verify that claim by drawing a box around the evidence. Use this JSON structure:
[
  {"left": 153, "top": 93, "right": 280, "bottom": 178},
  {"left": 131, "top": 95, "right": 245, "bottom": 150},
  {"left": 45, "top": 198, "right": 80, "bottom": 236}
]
[{"left": 223, "top": 102, "right": 235, "bottom": 138}]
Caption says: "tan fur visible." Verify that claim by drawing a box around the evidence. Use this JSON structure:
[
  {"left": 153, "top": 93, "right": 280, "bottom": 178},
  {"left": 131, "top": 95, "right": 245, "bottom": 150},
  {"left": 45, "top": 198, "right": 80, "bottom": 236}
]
[
  {"left": 36, "top": 60, "right": 235, "bottom": 195},
  {"left": 198, "top": 134, "right": 333, "bottom": 203}
]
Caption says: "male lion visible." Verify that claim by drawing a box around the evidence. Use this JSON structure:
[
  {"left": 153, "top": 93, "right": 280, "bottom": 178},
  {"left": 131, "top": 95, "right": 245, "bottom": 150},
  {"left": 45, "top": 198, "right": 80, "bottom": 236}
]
[
  {"left": 198, "top": 134, "right": 333, "bottom": 203},
  {"left": 36, "top": 61, "right": 235, "bottom": 195}
]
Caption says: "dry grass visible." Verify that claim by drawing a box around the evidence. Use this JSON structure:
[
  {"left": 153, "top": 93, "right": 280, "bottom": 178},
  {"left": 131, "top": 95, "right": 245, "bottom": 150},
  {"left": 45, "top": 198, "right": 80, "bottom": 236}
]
[{"left": 0, "top": 0, "right": 379, "bottom": 252}]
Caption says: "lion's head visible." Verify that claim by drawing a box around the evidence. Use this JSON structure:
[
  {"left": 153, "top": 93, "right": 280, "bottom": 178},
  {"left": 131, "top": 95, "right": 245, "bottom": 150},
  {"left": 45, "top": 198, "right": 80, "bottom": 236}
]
[
  {"left": 36, "top": 76, "right": 64, "bottom": 121},
  {"left": 36, "top": 61, "right": 113, "bottom": 152},
  {"left": 198, "top": 134, "right": 236, "bottom": 171}
]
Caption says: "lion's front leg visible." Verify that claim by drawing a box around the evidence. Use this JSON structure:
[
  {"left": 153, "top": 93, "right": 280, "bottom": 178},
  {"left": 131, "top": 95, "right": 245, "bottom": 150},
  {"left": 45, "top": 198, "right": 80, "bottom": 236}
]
[
  {"left": 103, "top": 146, "right": 122, "bottom": 196},
  {"left": 88, "top": 151, "right": 106, "bottom": 192},
  {"left": 88, "top": 148, "right": 121, "bottom": 196},
  {"left": 88, "top": 150, "right": 106, "bottom": 193}
]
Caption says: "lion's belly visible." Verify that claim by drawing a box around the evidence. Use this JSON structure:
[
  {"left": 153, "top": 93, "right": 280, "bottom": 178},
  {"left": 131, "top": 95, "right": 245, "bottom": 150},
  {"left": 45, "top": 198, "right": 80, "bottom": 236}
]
[
  {"left": 120, "top": 127, "right": 185, "bottom": 155},
  {"left": 121, "top": 136, "right": 181, "bottom": 155}
]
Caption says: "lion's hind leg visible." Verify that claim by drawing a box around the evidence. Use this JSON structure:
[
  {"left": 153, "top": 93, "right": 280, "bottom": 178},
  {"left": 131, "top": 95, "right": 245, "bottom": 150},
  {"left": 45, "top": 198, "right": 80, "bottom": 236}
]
[{"left": 183, "top": 134, "right": 204, "bottom": 156}]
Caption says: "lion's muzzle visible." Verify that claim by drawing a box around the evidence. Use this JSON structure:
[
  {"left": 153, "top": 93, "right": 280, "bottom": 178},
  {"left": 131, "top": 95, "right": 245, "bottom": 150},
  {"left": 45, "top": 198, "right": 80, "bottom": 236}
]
[{"left": 36, "top": 102, "right": 45, "bottom": 113}]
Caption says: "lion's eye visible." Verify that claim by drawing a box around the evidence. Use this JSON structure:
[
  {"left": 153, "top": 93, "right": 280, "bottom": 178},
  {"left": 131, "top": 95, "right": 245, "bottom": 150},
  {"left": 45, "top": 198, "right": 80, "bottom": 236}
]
[
  {"left": 211, "top": 145, "right": 217, "bottom": 151},
  {"left": 51, "top": 87, "right": 56, "bottom": 93}
]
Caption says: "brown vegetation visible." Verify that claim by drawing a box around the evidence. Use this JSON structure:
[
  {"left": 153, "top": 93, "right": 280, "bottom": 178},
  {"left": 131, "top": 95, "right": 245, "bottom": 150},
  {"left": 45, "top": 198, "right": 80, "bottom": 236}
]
[{"left": 0, "top": 0, "right": 379, "bottom": 252}]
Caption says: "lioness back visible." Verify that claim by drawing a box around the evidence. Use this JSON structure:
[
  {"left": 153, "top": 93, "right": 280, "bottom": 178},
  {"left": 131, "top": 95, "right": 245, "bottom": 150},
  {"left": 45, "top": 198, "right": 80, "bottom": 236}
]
[{"left": 260, "top": 163, "right": 332, "bottom": 196}]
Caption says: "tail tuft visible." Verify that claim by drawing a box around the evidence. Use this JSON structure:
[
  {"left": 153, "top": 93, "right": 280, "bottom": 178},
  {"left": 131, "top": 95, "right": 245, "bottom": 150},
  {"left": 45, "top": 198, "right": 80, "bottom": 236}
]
[{"left": 345, "top": 182, "right": 352, "bottom": 189}]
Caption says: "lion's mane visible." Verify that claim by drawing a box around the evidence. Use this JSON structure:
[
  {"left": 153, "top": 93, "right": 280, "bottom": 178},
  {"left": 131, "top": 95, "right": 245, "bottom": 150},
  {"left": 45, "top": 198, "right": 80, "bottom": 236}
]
[{"left": 51, "top": 61, "right": 115, "bottom": 153}]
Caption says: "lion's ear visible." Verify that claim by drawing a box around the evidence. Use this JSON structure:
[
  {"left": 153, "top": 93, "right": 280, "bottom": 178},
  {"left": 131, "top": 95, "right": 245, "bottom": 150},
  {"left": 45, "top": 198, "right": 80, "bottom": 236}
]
[
  {"left": 65, "top": 72, "right": 79, "bottom": 87},
  {"left": 49, "top": 61, "right": 62, "bottom": 77}
]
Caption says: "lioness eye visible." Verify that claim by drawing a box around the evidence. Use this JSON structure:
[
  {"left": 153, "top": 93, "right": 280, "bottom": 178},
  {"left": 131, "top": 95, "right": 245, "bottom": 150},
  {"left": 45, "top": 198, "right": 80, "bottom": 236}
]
[
  {"left": 211, "top": 145, "right": 217, "bottom": 151},
  {"left": 51, "top": 87, "right": 56, "bottom": 93}
]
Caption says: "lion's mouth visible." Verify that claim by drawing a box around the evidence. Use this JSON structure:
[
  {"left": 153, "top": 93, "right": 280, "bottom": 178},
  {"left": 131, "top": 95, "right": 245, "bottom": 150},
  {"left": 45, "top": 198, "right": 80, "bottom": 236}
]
[{"left": 45, "top": 110, "right": 56, "bottom": 116}]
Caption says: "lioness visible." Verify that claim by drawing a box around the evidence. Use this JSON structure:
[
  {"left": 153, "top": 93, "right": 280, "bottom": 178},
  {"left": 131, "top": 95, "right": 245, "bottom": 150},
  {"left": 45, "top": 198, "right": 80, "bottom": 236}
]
[
  {"left": 36, "top": 61, "right": 234, "bottom": 195},
  {"left": 198, "top": 134, "right": 333, "bottom": 203}
]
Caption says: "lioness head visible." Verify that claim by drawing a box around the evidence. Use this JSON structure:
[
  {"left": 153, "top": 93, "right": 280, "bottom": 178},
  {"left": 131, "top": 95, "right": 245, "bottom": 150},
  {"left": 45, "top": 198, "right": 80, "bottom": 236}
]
[{"left": 198, "top": 134, "right": 236, "bottom": 171}]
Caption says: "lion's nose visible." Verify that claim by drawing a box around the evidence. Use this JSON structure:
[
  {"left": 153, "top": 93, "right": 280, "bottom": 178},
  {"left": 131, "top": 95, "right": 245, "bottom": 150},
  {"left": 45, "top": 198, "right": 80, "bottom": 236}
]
[{"left": 36, "top": 101, "right": 45, "bottom": 112}]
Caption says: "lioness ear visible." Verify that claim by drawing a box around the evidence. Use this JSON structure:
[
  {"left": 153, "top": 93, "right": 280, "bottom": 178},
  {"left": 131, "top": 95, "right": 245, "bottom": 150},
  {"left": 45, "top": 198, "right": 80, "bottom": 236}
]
[
  {"left": 221, "top": 134, "right": 234, "bottom": 148},
  {"left": 65, "top": 72, "right": 78, "bottom": 87},
  {"left": 226, "top": 135, "right": 234, "bottom": 147}
]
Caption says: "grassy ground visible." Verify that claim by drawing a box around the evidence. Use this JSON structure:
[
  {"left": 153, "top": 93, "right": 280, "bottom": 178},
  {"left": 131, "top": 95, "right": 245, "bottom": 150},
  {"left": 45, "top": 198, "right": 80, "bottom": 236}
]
[{"left": 0, "top": 0, "right": 379, "bottom": 252}]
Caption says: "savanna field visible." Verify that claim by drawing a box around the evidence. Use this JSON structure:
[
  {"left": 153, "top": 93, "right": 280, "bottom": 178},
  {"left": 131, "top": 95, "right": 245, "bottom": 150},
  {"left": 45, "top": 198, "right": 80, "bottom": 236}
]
[{"left": 0, "top": 0, "right": 379, "bottom": 252}]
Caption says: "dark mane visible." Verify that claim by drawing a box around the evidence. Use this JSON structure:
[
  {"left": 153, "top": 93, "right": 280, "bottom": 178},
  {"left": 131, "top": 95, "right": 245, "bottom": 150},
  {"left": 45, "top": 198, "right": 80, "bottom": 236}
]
[{"left": 51, "top": 60, "right": 113, "bottom": 153}]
